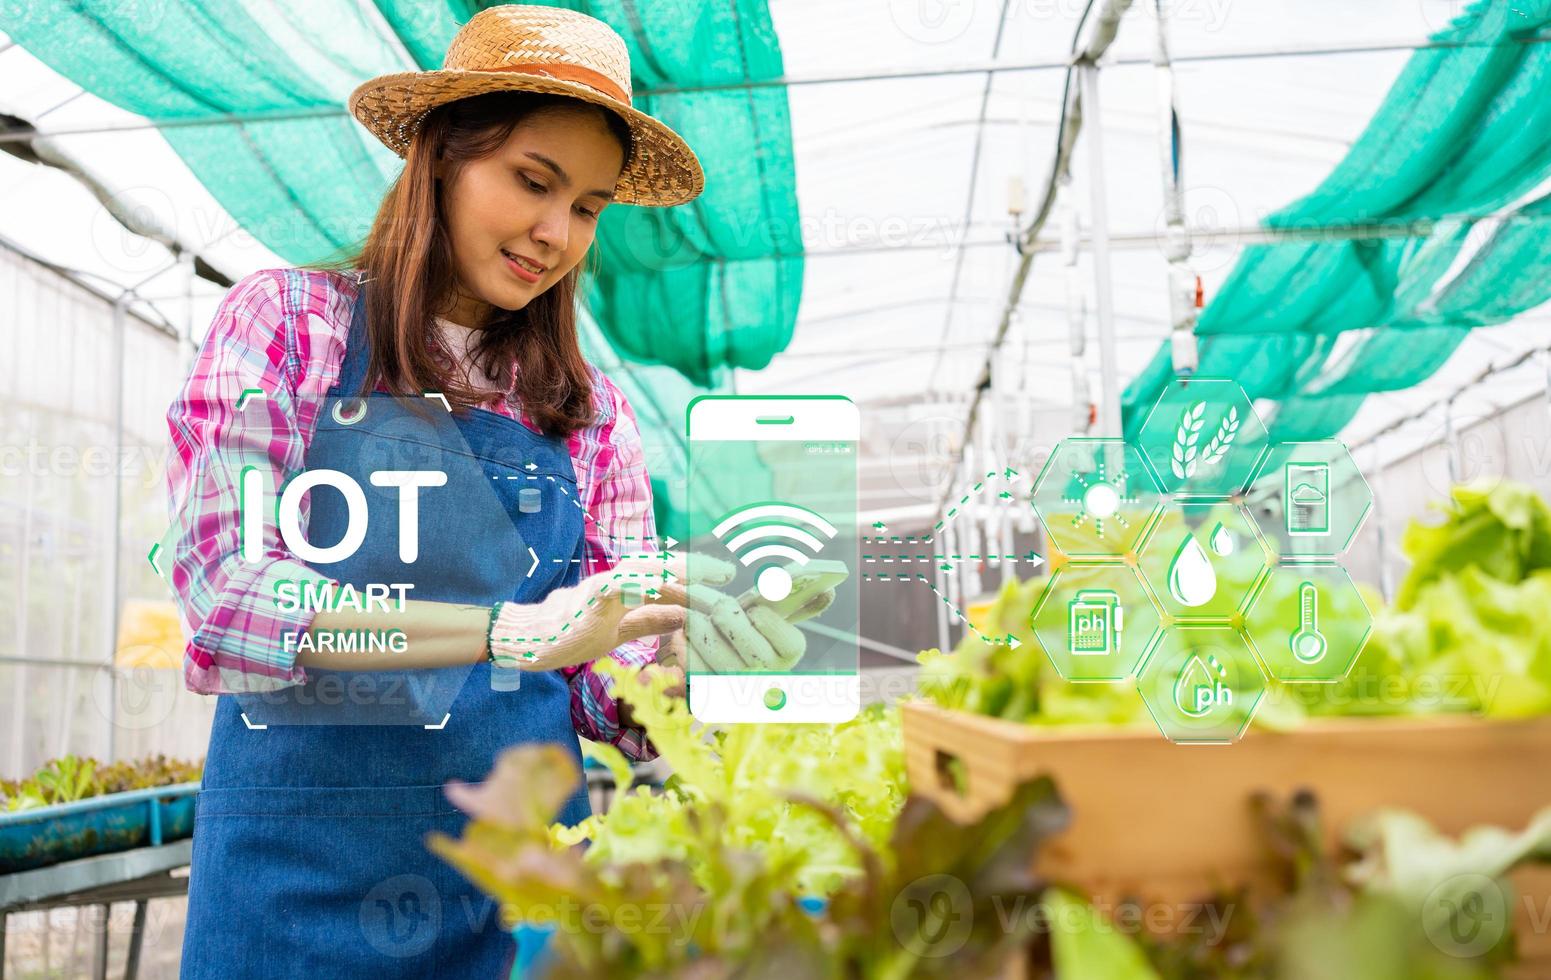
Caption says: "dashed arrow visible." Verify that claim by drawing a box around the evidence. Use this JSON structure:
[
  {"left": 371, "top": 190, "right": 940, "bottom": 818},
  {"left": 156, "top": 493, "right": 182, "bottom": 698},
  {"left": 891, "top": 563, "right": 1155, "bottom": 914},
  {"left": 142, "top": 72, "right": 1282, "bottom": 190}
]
[{"left": 865, "top": 552, "right": 1046, "bottom": 573}]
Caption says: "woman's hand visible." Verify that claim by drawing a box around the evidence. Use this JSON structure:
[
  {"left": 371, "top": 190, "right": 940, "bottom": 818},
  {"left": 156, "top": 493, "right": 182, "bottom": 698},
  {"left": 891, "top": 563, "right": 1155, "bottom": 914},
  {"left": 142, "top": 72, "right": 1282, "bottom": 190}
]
[
  {"left": 487, "top": 554, "right": 725, "bottom": 671},
  {"left": 615, "top": 563, "right": 842, "bottom": 724},
  {"left": 680, "top": 585, "right": 808, "bottom": 672},
  {"left": 651, "top": 577, "right": 838, "bottom": 676}
]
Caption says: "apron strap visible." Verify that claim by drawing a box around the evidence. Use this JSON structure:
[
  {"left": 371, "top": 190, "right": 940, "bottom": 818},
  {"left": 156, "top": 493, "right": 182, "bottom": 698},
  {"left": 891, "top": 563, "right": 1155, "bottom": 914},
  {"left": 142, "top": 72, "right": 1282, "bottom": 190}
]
[{"left": 336, "top": 276, "right": 373, "bottom": 399}]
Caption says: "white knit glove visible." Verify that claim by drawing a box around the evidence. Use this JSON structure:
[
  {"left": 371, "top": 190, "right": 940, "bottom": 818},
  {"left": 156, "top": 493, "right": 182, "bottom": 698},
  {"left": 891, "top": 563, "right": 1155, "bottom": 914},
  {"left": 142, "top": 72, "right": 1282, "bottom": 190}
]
[
  {"left": 677, "top": 578, "right": 836, "bottom": 673},
  {"left": 653, "top": 578, "right": 836, "bottom": 673},
  {"left": 487, "top": 555, "right": 720, "bottom": 671}
]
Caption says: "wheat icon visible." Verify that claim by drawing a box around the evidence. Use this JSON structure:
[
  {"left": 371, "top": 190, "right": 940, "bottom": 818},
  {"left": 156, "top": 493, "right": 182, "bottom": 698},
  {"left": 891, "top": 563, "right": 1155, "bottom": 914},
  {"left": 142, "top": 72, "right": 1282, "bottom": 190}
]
[
  {"left": 1170, "top": 401, "right": 1206, "bottom": 479},
  {"left": 1200, "top": 406, "right": 1240, "bottom": 466}
]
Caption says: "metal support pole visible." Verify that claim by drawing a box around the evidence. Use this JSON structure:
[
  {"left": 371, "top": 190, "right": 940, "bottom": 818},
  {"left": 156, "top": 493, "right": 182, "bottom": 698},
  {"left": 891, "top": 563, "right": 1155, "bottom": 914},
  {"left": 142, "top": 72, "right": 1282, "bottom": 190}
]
[
  {"left": 1152, "top": 0, "right": 1198, "bottom": 375},
  {"left": 1060, "top": 177, "right": 1091, "bottom": 434},
  {"left": 181, "top": 251, "right": 198, "bottom": 364},
  {"left": 107, "top": 295, "right": 128, "bottom": 762},
  {"left": 125, "top": 901, "right": 147, "bottom": 979},
  {"left": 1368, "top": 443, "right": 1395, "bottom": 603},
  {"left": 934, "top": 519, "right": 953, "bottom": 655},
  {"left": 934, "top": 559, "right": 952, "bottom": 654},
  {"left": 11, "top": 457, "right": 34, "bottom": 777},
  {"left": 92, "top": 904, "right": 109, "bottom": 980},
  {"left": 1540, "top": 350, "right": 1551, "bottom": 420},
  {"left": 1442, "top": 396, "right": 1461, "bottom": 487},
  {"left": 1080, "top": 65, "right": 1123, "bottom": 437}
]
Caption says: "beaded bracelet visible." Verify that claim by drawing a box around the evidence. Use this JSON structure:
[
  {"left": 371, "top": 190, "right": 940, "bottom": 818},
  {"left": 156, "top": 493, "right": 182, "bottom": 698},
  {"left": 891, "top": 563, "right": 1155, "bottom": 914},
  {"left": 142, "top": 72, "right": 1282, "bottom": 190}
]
[{"left": 484, "top": 602, "right": 504, "bottom": 664}]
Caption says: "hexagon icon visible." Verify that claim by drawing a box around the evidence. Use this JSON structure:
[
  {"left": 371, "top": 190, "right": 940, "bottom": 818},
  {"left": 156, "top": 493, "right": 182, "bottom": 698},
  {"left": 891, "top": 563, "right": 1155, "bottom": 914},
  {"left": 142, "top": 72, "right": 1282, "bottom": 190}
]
[
  {"left": 1137, "top": 625, "right": 1265, "bottom": 744},
  {"left": 1246, "top": 440, "right": 1373, "bottom": 559},
  {"left": 1138, "top": 503, "right": 1271, "bottom": 622},
  {"left": 1244, "top": 563, "right": 1373, "bottom": 683},
  {"left": 1030, "top": 439, "right": 1165, "bottom": 558},
  {"left": 1136, "top": 378, "right": 1269, "bottom": 497},
  {"left": 1031, "top": 563, "right": 1161, "bottom": 681}
]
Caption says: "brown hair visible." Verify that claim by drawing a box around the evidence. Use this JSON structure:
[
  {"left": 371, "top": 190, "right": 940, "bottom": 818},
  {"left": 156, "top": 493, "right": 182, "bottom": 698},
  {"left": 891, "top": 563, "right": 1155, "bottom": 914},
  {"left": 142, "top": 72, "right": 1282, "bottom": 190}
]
[{"left": 315, "top": 91, "right": 634, "bottom": 436}]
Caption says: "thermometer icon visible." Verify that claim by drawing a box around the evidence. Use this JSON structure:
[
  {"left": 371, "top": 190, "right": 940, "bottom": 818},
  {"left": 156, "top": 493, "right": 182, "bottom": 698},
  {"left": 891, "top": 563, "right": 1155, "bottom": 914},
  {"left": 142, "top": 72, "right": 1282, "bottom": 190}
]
[{"left": 1289, "top": 581, "right": 1328, "bottom": 664}]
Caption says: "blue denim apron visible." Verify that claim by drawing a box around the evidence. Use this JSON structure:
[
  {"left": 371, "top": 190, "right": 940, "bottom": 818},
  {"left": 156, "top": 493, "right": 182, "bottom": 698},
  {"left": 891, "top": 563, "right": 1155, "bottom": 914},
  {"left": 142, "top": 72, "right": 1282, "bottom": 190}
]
[{"left": 181, "top": 282, "right": 592, "bottom": 978}]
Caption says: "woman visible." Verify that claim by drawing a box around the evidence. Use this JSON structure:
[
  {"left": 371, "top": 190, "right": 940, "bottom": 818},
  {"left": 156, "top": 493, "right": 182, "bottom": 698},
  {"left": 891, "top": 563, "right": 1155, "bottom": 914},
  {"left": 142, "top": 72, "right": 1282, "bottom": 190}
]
[{"left": 168, "top": 7, "right": 794, "bottom": 975}]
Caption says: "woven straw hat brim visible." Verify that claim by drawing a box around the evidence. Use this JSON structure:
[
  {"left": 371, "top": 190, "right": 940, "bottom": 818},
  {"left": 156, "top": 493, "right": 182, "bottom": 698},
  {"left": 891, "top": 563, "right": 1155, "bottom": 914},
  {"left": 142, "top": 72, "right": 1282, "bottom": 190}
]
[{"left": 349, "top": 68, "right": 704, "bottom": 208}]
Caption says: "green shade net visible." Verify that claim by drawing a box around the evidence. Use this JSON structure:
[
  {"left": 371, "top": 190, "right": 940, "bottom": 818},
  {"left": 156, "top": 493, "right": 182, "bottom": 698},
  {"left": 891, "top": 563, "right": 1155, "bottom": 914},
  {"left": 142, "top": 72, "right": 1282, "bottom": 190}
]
[
  {"left": 1124, "top": 0, "right": 1551, "bottom": 442},
  {"left": 2, "top": 0, "right": 799, "bottom": 529}
]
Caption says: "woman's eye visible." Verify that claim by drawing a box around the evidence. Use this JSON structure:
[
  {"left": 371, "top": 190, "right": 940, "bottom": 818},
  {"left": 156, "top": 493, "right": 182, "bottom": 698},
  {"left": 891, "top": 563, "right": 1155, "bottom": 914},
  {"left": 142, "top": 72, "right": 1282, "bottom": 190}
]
[
  {"left": 522, "top": 176, "right": 546, "bottom": 193},
  {"left": 578, "top": 207, "right": 599, "bottom": 220}
]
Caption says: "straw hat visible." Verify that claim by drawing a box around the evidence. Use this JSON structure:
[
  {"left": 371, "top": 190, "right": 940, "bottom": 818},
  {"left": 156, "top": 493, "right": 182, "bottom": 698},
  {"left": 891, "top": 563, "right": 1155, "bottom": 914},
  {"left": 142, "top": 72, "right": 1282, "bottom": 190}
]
[{"left": 348, "top": 5, "right": 703, "bottom": 207}]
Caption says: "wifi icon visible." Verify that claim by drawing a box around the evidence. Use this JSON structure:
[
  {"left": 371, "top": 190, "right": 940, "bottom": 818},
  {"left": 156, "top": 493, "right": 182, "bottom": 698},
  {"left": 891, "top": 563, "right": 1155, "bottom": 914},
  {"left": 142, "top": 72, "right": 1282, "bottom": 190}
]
[{"left": 713, "top": 503, "right": 838, "bottom": 601}]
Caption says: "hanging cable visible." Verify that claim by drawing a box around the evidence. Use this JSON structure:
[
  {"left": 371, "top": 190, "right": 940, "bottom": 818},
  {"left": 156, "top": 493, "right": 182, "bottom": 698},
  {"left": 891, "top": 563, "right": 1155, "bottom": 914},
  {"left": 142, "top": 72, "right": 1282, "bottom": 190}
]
[{"left": 932, "top": 0, "right": 1128, "bottom": 522}]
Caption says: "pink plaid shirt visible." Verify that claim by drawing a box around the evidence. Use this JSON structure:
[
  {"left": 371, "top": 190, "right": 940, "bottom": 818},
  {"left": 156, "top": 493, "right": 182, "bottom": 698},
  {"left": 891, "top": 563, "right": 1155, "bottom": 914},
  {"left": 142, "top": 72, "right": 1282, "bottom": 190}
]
[{"left": 164, "top": 267, "right": 661, "bottom": 760}]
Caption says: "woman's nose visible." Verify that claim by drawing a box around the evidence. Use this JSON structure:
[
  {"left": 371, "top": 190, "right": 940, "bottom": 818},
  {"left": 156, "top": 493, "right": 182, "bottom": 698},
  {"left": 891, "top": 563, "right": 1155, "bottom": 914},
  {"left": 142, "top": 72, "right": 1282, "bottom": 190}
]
[{"left": 530, "top": 208, "right": 569, "bottom": 253}]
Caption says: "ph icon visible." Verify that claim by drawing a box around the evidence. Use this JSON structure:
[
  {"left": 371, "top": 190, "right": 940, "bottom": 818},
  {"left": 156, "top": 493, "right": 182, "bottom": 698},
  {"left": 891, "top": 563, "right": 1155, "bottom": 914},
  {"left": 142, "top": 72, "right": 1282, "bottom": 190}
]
[{"left": 1175, "top": 652, "right": 1232, "bottom": 718}]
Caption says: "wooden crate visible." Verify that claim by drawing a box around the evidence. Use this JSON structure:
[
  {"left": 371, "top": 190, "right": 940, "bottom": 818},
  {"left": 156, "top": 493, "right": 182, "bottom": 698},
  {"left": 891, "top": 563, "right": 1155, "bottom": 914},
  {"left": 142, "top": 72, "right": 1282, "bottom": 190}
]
[{"left": 902, "top": 701, "right": 1551, "bottom": 970}]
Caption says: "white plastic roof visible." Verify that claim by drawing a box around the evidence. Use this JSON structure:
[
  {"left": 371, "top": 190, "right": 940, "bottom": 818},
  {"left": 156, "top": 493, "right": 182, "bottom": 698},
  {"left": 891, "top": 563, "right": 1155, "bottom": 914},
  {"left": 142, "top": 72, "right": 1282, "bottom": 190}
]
[{"left": 3, "top": 0, "right": 1549, "bottom": 512}]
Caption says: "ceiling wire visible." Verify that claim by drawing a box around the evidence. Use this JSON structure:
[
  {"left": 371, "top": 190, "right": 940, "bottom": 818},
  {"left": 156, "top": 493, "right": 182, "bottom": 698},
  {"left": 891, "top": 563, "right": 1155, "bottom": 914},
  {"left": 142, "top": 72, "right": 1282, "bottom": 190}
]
[
  {"left": 12, "top": 35, "right": 1551, "bottom": 144},
  {"left": 920, "top": 0, "right": 1016, "bottom": 399}
]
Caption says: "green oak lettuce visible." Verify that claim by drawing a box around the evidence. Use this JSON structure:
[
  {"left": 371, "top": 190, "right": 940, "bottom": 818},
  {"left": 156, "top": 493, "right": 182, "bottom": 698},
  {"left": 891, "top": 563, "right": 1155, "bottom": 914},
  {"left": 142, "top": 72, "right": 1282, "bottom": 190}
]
[{"left": 922, "top": 480, "right": 1551, "bottom": 726}]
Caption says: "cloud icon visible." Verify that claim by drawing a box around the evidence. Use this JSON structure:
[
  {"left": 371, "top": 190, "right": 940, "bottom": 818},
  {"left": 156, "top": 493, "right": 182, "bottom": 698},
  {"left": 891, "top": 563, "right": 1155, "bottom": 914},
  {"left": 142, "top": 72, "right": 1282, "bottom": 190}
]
[{"left": 1290, "top": 482, "right": 1327, "bottom": 505}]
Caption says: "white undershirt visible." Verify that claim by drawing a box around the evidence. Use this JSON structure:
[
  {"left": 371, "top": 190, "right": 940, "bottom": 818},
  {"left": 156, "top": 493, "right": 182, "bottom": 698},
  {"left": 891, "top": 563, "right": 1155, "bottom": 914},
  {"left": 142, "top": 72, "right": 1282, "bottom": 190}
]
[{"left": 432, "top": 316, "right": 508, "bottom": 403}]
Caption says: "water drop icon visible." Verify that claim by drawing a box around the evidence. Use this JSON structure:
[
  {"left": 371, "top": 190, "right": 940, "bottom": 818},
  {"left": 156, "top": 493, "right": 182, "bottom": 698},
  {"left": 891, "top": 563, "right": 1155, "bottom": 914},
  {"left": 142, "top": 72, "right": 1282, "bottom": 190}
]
[
  {"left": 1174, "top": 653, "right": 1230, "bottom": 718},
  {"left": 1175, "top": 655, "right": 1211, "bottom": 717},
  {"left": 1167, "top": 534, "right": 1217, "bottom": 607},
  {"left": 1210, "top": 522, "right": 1234, "bottom": 557}
]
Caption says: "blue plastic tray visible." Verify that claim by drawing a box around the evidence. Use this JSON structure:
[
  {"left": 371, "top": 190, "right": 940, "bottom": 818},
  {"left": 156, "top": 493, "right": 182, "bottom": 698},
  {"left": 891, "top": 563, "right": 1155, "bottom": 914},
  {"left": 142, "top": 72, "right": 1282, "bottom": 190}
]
[
  {"left": 0, "top": 783, "right": 200, "bottom": 874},
  {"left": 509, "top": 895, "right": 826, "bottom": 979}
]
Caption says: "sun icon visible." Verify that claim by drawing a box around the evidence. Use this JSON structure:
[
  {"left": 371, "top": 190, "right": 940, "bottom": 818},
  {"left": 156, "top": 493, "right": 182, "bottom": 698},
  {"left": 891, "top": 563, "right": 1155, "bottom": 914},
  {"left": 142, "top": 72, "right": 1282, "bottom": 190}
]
[{"left": 1061, "top": 458, "right": 1141, "bottom": 539}]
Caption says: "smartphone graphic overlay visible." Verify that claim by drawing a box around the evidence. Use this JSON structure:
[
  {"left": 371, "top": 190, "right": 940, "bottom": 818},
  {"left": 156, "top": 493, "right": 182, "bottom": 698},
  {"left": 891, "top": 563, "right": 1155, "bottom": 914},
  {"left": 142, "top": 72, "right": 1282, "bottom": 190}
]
[{"left": 686, "top": 396, "right": 860, "bottom": 723}]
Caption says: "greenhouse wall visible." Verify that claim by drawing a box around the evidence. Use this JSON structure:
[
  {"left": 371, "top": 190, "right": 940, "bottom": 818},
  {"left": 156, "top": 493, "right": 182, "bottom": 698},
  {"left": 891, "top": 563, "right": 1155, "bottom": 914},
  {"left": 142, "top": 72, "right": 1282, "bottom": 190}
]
[
  {"left": 1344, "top": 394, "right": 1551, "bottom": 593},
  {"left": 0, "top": 243, "right": 214, "bottom": 779}
]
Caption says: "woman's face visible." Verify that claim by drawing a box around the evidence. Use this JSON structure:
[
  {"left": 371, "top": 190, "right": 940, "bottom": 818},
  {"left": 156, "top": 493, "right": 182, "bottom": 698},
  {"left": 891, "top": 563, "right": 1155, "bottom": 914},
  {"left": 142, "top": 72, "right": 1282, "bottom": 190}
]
[{"left": 438, "top": 105, "right": 625, "bottom": 325}]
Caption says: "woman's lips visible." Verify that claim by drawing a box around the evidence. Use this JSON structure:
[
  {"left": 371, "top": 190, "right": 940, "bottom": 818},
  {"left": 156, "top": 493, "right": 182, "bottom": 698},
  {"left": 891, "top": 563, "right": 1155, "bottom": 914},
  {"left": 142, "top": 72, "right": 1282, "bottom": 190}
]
[{"left": 502, "top": 250, "right": 543, "bottom": 284}]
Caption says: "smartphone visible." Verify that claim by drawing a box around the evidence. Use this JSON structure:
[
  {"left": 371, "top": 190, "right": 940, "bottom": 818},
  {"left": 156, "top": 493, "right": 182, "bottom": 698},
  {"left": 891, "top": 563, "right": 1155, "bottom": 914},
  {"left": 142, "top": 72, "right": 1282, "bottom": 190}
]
[
  {"left": 686, "top": 396, "right": 859, "bottom": 723},
  {"left": 737, "top": 559, "right": 850, "bottom": 619}
]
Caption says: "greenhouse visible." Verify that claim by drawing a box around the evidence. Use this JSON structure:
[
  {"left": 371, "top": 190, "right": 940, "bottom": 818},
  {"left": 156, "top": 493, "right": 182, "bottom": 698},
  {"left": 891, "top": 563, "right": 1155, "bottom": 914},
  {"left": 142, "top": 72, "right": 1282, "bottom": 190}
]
[{"left": 2, "top": 1, "right": 1551, "bottom": 977}]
